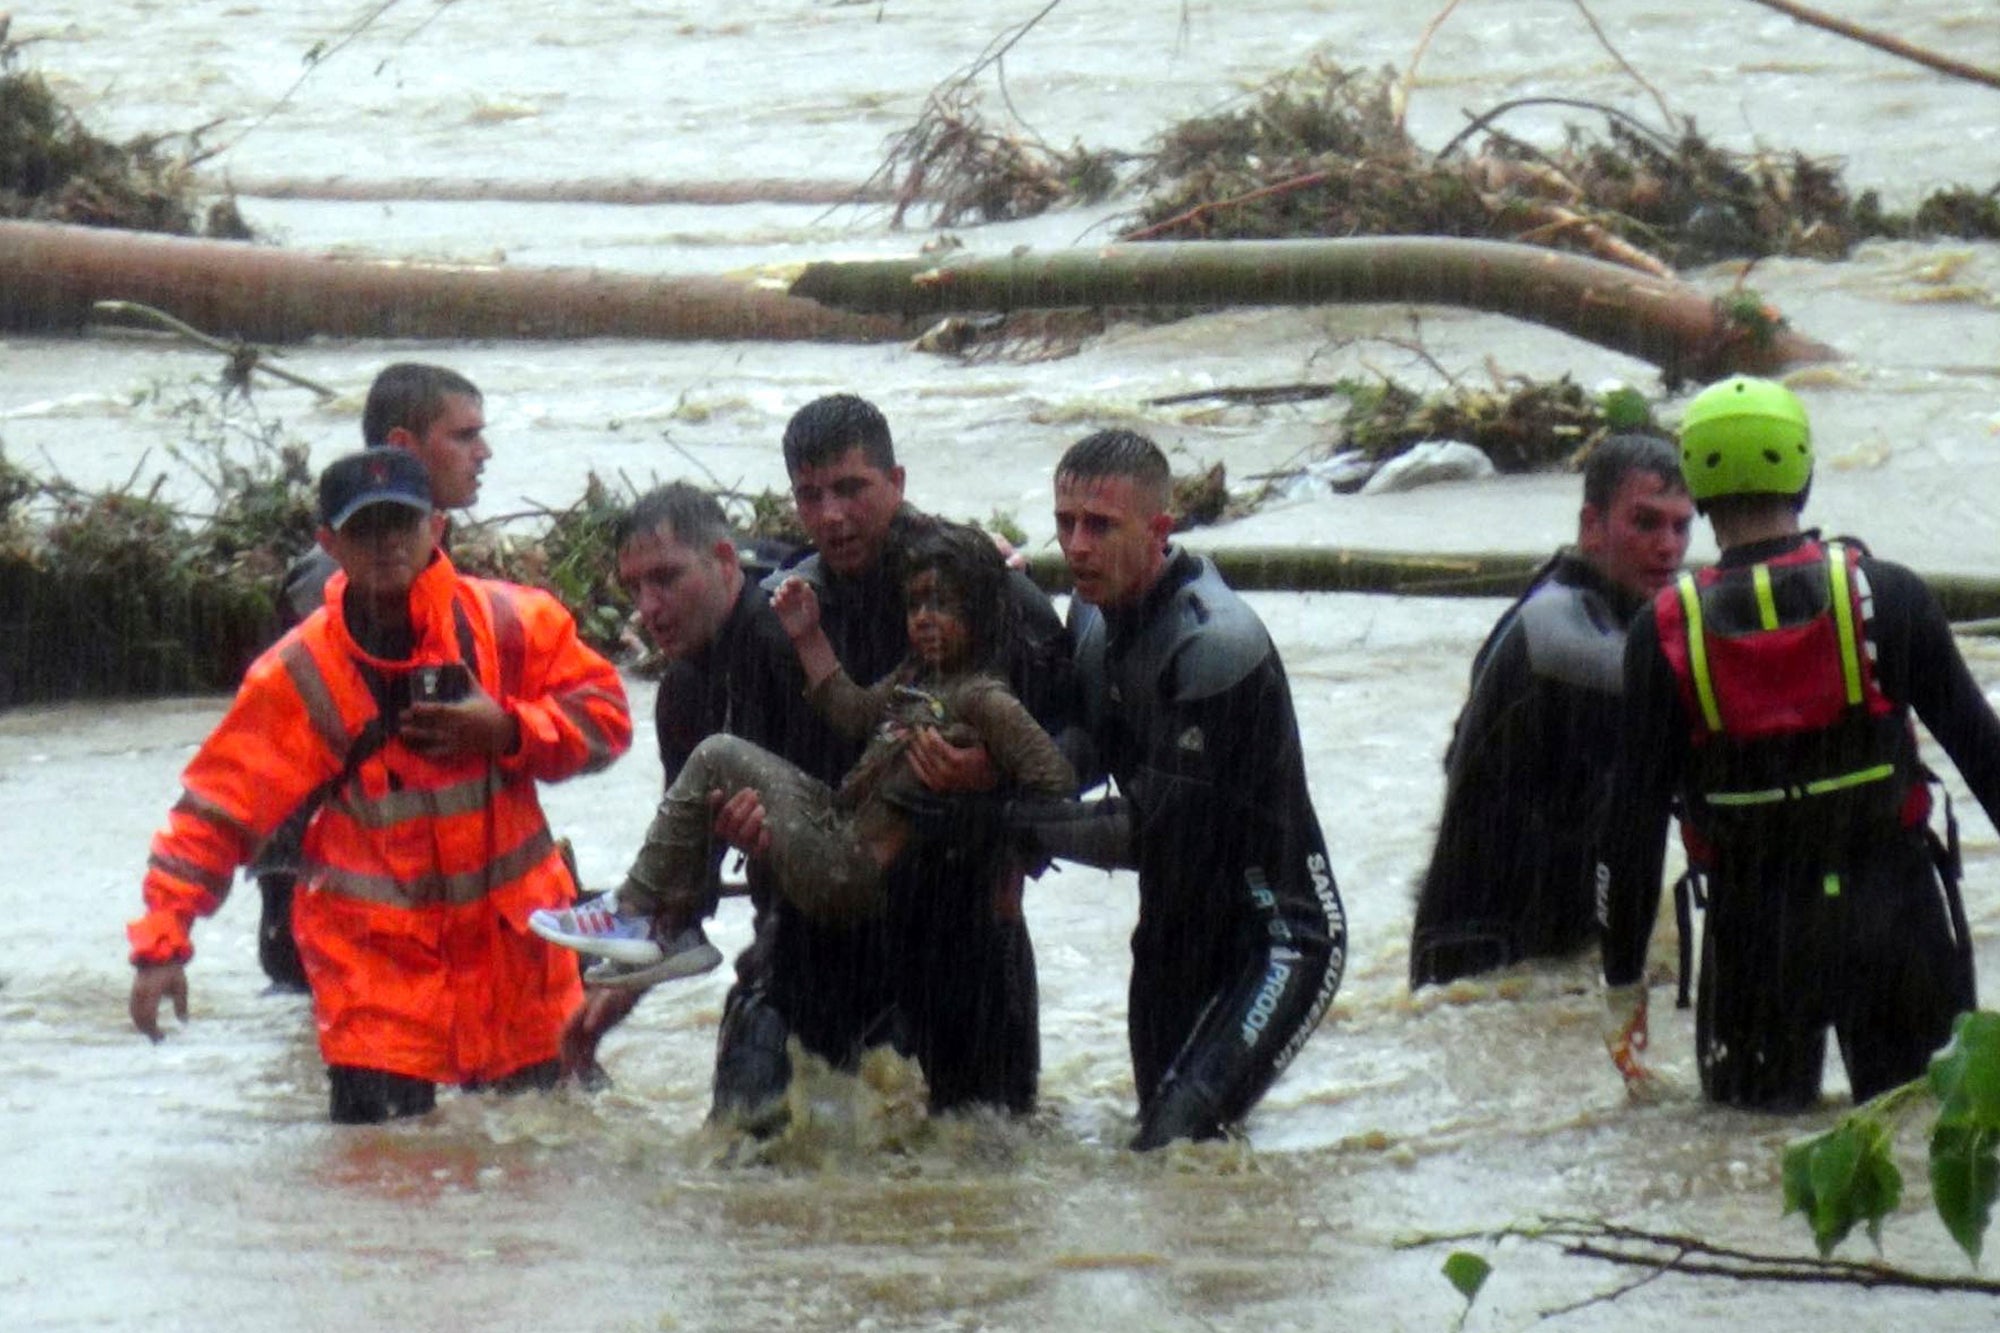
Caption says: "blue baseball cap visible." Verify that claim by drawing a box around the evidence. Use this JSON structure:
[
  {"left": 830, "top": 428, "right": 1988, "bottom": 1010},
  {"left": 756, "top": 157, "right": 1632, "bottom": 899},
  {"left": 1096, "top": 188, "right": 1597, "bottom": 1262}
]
[{"left": 318, "top": 448, "right": 433, "bottom": 530}]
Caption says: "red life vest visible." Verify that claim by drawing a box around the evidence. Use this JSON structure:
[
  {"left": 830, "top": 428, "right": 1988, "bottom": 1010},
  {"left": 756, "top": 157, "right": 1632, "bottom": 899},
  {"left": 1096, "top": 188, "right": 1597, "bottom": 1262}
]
[{"left": 1653, "top": 538, "right": 1928, "bottom": 871}]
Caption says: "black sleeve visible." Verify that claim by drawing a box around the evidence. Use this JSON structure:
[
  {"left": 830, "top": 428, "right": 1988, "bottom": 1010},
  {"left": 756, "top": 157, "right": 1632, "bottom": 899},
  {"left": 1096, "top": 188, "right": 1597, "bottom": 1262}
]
[
  {"left": 1005, "top": 569, "right": 1078, "bottom": 737},
  {"left": 1442, "top": 614, "right": 1531, "bottom": 775},
  {"left": 1869, "top": 560, "right": 2000, "bottom": 830},
  {"left": 652, "top": 659, "right": 709, "bottom": 788},
  {"left": 1597, "top": 610, "right": 1682, "bottom": 987}
]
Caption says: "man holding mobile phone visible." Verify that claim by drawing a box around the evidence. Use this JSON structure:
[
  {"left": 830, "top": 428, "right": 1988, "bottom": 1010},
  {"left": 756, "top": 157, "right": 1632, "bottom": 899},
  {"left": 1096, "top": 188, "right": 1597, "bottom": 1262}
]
[
  {"left": 253, "top": 363, "right": 493, "bottom": 990},
  {"left": 128, "top": 449, "right": 631, "bottom": 1123}
]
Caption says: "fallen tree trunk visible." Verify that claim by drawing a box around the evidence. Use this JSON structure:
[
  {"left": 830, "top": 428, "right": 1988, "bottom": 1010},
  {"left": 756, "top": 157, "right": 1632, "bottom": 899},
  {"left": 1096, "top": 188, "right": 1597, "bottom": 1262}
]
[
  {"left": 791, "top": 237, "right": 1843, "bottom": 380},
  {"left": 11, "top": 543, "right": 1999, "bottom": 705},
  {"left": 0, "top": 221, "right": 1844, "bottom": 370},
  {"left": 0, "top": 219, "right": 907, "bottom": 343},
  {"left": 1025, "top": 546, "right": 2000, "bottom": 621},
  {"left": 212, "top": 175, "right": 889, "bottom": 207},
  {"left": 1742, "top": 0, "right": 2000, "bottom": 93},
  {"left": 1025, "top": 546, "right": 1543, "bottom": 599}
]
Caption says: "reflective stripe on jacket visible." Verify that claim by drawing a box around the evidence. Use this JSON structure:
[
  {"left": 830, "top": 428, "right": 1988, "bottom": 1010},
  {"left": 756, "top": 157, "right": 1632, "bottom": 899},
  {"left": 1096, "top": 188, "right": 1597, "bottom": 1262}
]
[{"left": 129, "top": 553, "right": 631, "bottom": 1083}]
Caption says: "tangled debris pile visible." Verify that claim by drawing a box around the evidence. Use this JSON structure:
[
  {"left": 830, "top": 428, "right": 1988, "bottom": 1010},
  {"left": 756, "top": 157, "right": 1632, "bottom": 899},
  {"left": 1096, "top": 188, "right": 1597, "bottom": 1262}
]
[
  {"left": 0, "top": 29, "right": 248, "bottom": 236},
  {"left": 875, "top": 84, "right": 1120, "bottom": 230},
  {"left": 1156, "top": 373, "right": 1658, "bottom": 522},
  {"left": 870, "top": 52, "right": 1997, "bottom": 269},
  {"left": 1126, "top": 60, "right": 1999, "bottom": 264},
  {"left": 1331, "top": 373, "right": 1652, "bottom": 472}
]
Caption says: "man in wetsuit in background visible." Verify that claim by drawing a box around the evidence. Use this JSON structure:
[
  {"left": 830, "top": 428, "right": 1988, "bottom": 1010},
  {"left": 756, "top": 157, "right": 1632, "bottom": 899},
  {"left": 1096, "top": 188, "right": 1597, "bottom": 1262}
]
[
  {"left": 1599, "top": 376, "right": 1999, "bottom": 1109},
  {"left": 252, "top": 363, "right": 491, "bottom": 990},
  {"left": 1409, "top": 434, "right": 1693, "bottom": 987},
  {"left": 1019, "top": 428, "right": 1345, "bottom": 1149}
]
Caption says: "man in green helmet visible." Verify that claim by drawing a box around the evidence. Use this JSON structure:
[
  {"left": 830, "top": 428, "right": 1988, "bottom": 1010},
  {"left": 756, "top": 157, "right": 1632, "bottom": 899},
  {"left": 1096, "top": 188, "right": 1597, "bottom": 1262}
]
[{"left": 1596, "top": 375, "right": 2000, "bottom": 1110}]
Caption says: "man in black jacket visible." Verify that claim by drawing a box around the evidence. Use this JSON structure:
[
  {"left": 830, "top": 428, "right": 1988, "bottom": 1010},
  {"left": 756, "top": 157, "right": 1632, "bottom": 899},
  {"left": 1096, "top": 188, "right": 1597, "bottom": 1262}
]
[
  {"left": 555, "top": 482, "right": 809, "bottom": 1112},
  {"left": 1598, "top": 377, "right": 1998, "bottom": 1109},
  {"left": 718, "top": 394, "right": 1076, "bottom": 1120},
  {"left": 1023, "top": 428, "right": 1345, "bottom": 1149},
  {"left": 1409, "top": 435, "right": 1693, "bottom": 987}
]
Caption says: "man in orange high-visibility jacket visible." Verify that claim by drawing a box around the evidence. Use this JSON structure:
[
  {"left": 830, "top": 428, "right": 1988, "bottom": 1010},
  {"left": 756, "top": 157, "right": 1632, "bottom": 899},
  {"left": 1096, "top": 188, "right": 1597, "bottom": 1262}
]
[{"left": 128, "top": 448, "right": 632, "bottom": 1123}]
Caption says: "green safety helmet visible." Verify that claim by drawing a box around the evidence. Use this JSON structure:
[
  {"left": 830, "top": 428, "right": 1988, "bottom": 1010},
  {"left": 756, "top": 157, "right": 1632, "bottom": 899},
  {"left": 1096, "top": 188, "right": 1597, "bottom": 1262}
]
[{"left": 1676, "top": 375, "right": 1812, "bottom": 505}]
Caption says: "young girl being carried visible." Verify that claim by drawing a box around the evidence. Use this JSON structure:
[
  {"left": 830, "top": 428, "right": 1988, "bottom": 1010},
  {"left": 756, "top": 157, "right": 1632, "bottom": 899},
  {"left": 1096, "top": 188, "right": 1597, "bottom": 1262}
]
[{"left": 529, "top": 518, "right": 1076, "bottom": 986}]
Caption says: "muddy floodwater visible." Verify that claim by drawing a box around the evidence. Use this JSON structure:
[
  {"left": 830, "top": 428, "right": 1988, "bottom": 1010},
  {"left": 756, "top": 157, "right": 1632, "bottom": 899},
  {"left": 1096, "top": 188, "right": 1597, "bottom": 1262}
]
[{"left": 4, "top": 2, "right": 2000, "bottom": 1329}]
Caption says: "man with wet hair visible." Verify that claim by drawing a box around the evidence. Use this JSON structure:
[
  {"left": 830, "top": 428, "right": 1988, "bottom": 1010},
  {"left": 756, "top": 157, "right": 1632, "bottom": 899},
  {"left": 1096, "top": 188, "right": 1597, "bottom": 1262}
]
[
  {"left": 1409, "top": 434, "right": 1695, "bottom": 988},
  {"left": 1018, "top": 428, "right": 1345, "bottom": 1149},
  {"left": 129, "top": 448, "right": 630, "bottom": 1123},
  {"left": 254, "top": 363, "right": 493, "bottom": 990},
  {"left": 708, "top": 392, "right": 1076, "bottom": 1124}
]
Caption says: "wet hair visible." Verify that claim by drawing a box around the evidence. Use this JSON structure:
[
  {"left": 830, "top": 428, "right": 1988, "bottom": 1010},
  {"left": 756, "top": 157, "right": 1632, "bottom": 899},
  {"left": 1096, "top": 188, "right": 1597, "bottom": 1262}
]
[
  {"left": 362, "top": 363, "right": 482, "bottom": 448},
  {"left": 614, "top": 482, "right": 733, "bottom": 553},
  {"left": 1055, "top": 428, "right": 1172, "bottom": 511},
  {"left": 1582, "top": 433, "right": 1685, "bottom": 511},
  {"left": 892, "top": 515, "right": 1016, "bottom": 674},
  {"left": 781, "top": 393, "right": 896, "bottom": 475}
]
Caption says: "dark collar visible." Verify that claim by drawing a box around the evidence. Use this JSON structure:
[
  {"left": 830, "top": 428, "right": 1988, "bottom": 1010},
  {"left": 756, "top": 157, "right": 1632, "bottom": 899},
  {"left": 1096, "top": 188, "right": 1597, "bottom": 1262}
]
[
  {"left": 1717, "top": 528, "right": 1819, "bottom": 568},
  {"left": 1103, "top": 546, "right": 1202, "bottom": 642},
  {"left": 1547, "top": 548, "right": 1649, "bottom": 622}
]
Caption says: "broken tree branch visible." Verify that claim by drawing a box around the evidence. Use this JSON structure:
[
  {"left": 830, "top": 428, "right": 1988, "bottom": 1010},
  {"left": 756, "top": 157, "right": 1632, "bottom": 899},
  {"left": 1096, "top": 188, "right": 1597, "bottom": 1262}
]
[{"left": 1741, "top": 0, "right": 2000, "bottom": 92}]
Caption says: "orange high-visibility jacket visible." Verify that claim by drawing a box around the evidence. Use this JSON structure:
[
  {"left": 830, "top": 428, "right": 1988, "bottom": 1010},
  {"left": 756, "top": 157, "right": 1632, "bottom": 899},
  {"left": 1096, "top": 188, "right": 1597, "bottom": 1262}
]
[{"left": 129, "top": 553, "right": 632, "bottom": 1084}]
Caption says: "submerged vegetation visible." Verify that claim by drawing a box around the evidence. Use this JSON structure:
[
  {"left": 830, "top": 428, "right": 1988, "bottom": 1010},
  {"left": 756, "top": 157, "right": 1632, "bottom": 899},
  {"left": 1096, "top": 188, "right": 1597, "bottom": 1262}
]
[
  {"left": 0, "top": 378, "right": 820, "bottom": 705},
  {"left": 1330, "top": 372, "right": 1652, "bottom": 471},
  {"left": 0, "top": 27, "right": 248, "bottom": 236}
]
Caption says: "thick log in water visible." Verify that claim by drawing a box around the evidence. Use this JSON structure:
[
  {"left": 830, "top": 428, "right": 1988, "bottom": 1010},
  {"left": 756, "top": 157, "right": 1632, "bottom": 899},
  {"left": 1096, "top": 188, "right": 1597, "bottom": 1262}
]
[
  {"left": 0, "top": 219, "right": 906, "bottom": 344},
  {"left": 791, "top": 237, "right": 1844, "bottom": 380},
  {"left": 213, "top": 175, "right": 889, "bottom": 206},
  {"left": 1025, "top": 546, "right": 1547, "bottom": 600},
  {"left": 9, "top": 545, "right": 1999, "bottom": 706},
  {"left": 1025, "top": 546, "right": 2000, "bottom": 623}
]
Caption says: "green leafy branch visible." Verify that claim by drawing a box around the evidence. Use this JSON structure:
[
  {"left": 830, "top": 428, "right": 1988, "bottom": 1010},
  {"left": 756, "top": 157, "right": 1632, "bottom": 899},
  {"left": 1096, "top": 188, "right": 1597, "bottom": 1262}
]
[
  {"left": 1408, "top": 1216, "right": 2000, "bottom": 1328},
  {"left": 1784, "top": 1009, "right": 2000, "bottom": 1263}
]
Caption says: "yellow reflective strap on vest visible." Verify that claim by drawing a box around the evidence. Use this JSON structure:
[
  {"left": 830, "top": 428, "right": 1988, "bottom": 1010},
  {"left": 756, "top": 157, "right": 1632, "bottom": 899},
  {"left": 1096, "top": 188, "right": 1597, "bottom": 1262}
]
[
  {"left": 1704, "top": 786, "right": 1792, "bottom": 807},
  {"left": 1704, "top": 762, "right": 1895, "bottom": 807},
  {"left": 1826, "top": 541, "right": 1864, "bottom": 707},
  {"left": 1803, "top": 763, "right": 1896, "bottom": 796},
  {"left": 1752, "top": 563, "right": 1779, "bottom": 630},
  {"left": 1677, "top": 573, "right": 1724, "bottom": 733}
]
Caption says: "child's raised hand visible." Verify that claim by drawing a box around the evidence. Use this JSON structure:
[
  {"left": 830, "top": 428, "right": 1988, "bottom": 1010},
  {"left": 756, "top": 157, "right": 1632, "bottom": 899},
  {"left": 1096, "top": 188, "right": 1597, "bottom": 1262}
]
[{"left": 772, "top": 575, "right": 821, "bottom": 640}]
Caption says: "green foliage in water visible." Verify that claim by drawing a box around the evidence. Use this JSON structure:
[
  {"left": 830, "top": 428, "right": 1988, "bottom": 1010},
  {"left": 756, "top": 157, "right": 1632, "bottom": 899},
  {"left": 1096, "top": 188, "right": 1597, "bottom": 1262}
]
[
  {"left": 1783, "top": 1010, "right": 2000, "bottom": 1263},
  {"left": 1332, "top": 374, "right": 1656, "bottom": 472}
]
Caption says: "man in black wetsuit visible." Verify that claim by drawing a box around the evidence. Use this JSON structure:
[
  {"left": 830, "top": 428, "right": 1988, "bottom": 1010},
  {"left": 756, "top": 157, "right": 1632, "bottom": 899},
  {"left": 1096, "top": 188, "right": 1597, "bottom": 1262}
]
[
  {"left": 1020, "top": 429, "right": 1345, "bottom": 1149},
  {"left": 253, "top": 363, "right": 491, "bottom": 990},
  {"left": 1409, "top": 435, "right": 1693, "bottom": 987},
  {"left": 1598, "top": 376, "right": 1999, "bottom": 1109}
]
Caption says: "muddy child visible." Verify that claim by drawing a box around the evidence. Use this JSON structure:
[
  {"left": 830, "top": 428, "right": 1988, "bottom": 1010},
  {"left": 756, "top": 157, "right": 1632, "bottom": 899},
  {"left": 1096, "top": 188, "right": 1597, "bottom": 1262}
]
[{"left": 531, "top": 518, "right": 1075, "bottom": 986}]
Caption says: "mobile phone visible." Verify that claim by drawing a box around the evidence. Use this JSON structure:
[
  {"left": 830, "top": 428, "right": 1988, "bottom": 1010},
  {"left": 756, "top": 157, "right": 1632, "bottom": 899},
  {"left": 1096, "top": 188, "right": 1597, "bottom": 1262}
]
[{"left": 410, "top": 662, "right": 473, "bottom": 704}]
